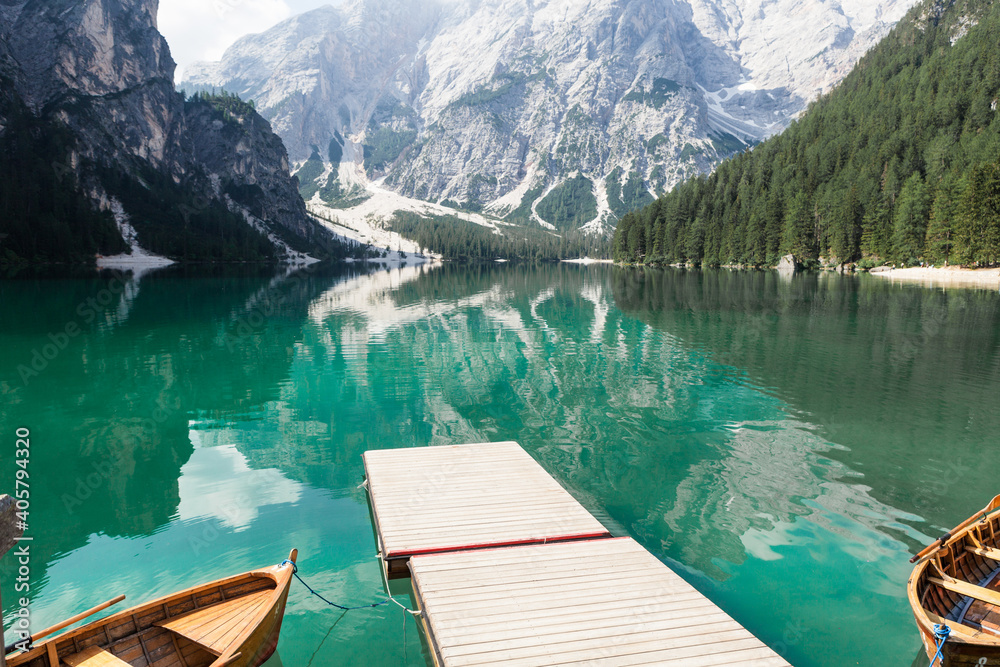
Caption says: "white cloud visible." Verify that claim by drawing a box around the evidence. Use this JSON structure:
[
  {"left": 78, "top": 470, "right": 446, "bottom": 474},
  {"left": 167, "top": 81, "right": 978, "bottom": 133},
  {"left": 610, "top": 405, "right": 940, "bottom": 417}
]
[{"left": 159, "top": 0, "right": 293, "bottom": 81}]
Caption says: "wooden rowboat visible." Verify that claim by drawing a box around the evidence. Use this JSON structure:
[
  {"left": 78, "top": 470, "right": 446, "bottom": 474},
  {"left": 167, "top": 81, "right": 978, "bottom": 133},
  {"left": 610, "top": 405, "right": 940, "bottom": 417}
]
[
  {"left": 908, "top": 496, "right": 1000, "bottom": 666},
  {"left": 4, "top": 550, "right": 297, "bottom": 667}
]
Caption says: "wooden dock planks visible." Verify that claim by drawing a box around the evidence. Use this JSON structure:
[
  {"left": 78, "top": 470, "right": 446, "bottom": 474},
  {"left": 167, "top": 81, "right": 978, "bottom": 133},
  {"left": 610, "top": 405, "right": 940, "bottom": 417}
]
[
  {"left": 364, "top": 441, "right": 791, "bottom": 665},
  {"left": 409, "top": 538, "right": 791, "bottom": 667},
  {"left": 363, "top": 442, "right": 610, "bottom": 576}
]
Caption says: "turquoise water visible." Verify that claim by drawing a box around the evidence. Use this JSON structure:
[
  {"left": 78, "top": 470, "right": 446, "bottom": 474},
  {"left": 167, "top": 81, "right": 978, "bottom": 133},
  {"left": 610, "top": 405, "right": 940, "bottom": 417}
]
[{"left": 2, "top": 263, "right": 999, "bottom": 666}]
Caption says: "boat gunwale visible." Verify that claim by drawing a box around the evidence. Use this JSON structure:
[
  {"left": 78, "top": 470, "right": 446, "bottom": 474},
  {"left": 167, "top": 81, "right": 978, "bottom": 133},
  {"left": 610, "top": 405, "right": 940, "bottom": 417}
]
[
  {"left": 209, "top": 565, "right": 293, "bottom": 667},
  {"left": 908, "top": 506, "right": 1000, "bottom": 648},
  {"left": 6, "top": 563, "right": 293, "bottom": 666}
]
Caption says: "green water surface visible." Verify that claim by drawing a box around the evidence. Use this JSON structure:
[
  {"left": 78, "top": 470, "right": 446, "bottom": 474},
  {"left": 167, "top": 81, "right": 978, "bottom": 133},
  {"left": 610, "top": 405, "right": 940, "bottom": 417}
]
[{"left": 2, "top": 263, "right": 999, "bottom": 666}]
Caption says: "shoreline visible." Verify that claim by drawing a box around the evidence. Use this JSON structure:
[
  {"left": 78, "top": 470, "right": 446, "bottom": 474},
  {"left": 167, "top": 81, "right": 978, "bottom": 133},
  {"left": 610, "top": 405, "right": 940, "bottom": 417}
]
[{"left": 868, "top": 266, "right": 1000, "bottom": 290}]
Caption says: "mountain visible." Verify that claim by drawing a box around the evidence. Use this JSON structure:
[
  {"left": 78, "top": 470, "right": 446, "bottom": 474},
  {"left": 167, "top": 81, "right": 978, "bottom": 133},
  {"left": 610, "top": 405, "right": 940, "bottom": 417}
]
[
  {"left": 0, "top": 0, "right": 339, "bottom": 265},
  {"left": 182, "top": 0, "right": 917, "bottom": 235},
  {"left": 612, "top": 0, "right": 1000, "bottom": 269}
]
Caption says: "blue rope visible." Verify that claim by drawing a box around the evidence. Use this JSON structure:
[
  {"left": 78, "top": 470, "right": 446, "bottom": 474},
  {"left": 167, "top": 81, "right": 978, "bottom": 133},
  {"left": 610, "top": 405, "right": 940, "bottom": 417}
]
[
  {"left": 281, "top": 560, "right": 391, "bottom": 611},
  {"left": 930, "top": 623, "right": 950, "bottom": 667}
]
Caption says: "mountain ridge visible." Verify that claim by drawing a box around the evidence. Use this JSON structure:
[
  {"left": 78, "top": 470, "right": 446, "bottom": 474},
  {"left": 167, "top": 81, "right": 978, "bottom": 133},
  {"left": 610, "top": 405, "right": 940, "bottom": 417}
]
[{"left": 182, "top": 0, "right": 919, "bottom": 236}]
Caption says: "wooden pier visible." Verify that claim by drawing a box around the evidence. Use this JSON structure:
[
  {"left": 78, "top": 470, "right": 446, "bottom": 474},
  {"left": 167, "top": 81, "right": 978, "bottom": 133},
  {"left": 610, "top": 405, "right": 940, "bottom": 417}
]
[
  {"left": 363, "top": 442, "right": 790, "bottom": 667},
  {"left": 362, "top": 442, "right": 610, "bottom": 579}
]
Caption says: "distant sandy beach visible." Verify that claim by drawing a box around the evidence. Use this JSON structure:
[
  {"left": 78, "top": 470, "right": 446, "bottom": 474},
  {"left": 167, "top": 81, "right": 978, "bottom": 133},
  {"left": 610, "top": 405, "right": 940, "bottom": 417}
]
[{"left": 869, "top": 266, "right": 1000, "bottom": 290}]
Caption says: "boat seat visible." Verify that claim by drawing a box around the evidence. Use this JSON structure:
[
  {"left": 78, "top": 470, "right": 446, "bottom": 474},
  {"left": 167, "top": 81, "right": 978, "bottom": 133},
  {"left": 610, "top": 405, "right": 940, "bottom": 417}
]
[
  {"left": 61, "top": 646, "right": 132, "bottom": 667},
  {"left": 968, "top": 544, "right": 1000, "bottom": 562},
  {"left": 155, "top": 589, "right": 272, "bottom": 656},
  {"left": 930, "top": 577, "right": 1000, "bottom": 607}
]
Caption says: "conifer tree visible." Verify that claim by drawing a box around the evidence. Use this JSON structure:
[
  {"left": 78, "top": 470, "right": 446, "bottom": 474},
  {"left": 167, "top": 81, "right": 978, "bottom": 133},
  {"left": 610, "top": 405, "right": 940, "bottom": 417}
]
[
  {"left": 924, "top": 173, "right": 960, "bottom": 265},
  {"left": 782, "top": 191, "right": 813, "bottom": 259},
  {"left": 611, "top": 0, "right": 1000, "bottom": 268},
  {"left": 955, "top": 163, "right": 1000, "bottom": 266},
  {"left": 892, "top": 173, "right": 931, "bottom": 264}
]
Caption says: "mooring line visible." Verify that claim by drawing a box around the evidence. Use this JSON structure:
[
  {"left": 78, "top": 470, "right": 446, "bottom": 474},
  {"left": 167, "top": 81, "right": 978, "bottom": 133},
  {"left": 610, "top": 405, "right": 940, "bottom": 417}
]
[
  {"left": 283, "top": 560, "right": 391, "bottom": 611},
  {"left": 305, "top": 610, "right": 347, "bottom": 667},
  {"left": 286, "top": 560, "right": 419, "bottom": 667}
]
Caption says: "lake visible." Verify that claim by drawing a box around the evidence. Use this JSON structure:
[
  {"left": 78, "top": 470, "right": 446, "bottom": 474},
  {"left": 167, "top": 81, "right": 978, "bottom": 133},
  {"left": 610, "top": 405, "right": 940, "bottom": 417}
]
[{"left": 2, "top": 262, "right": 999, "bottom": 666}]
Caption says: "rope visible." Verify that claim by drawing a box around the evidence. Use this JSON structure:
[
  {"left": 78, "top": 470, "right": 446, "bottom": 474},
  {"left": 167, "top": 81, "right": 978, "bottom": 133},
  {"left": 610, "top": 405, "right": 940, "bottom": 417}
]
[
  {"left": 282, "top": 560, "right": 392, "bottom": 611},
  {"left": 930, "top": 623, "right": 950, "bottom": 667},
  {"left": 375, "top": 553, "right": 423, "bottom": 617},
  {"left": 305, "top": 611, "right": 347, "bottom": 667}
]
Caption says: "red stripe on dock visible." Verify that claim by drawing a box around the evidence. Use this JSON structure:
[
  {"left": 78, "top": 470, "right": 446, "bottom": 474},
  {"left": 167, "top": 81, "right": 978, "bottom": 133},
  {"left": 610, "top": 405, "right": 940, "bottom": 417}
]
[{"left": 386, "top": 531, "right": 613, "bottom": 559}]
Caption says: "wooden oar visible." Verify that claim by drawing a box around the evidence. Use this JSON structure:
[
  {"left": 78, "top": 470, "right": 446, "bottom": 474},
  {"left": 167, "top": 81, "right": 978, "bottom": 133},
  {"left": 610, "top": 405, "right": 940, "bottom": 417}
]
[
  {"left": 911, "top": 494, "right": 1000, "bottom": 563},
  {"left": 4, "top": 594, "right": 127, "bottom": 654}
]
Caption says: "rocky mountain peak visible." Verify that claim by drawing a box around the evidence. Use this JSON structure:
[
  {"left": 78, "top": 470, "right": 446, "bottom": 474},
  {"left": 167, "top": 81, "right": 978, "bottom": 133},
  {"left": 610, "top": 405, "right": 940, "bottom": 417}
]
[
  {"left": 9, "top": 0, "right": 173, "bottom": 109},
  {"left": 183, "top": 0, "right": 920, "bottom": 235},
  {"left": 0, "top": 0, "right": 338, "bottom": 264}
]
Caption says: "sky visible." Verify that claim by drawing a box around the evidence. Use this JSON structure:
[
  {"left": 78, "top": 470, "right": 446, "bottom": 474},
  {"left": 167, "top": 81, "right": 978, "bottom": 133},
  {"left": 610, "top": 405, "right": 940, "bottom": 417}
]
[{"left": 158, "top": 0, "right": 338, "bottom": 81}]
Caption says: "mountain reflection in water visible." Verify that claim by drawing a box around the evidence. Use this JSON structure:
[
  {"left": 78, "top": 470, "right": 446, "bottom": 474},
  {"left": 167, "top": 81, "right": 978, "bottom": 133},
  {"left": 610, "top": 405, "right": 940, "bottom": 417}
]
[{"left": 3, "top": 263, "right": 998, "bottom": 665}]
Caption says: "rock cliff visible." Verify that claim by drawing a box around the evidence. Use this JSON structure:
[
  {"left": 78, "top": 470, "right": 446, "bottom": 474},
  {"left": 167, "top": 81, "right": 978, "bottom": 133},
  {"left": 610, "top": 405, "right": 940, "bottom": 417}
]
[{"left": 0, "top": 0, "right": 334, "bottom": 264}]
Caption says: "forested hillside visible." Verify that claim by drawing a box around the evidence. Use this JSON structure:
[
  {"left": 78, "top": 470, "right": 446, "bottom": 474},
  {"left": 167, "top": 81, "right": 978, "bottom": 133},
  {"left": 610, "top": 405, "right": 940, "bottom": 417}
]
[
  {"left": 390, "top": 213, "right": 610, "bottom": 261},
  {"left": 1, "top": 92, "right": 305, "bottom": 264},
  {"left": 0, "top": 86, "right": 127, "bottom": 264},
  {"left": 614, "top": 0, "right": 1000, "bottom": 268}
]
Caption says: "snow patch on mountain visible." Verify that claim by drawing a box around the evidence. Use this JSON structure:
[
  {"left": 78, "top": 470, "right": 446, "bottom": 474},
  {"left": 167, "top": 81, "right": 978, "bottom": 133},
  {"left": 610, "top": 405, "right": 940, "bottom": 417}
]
[
  {"left": 97, "top": 197, "right": 175, "bottom": 270},
  {"left": 183, "top": 0, "right": 921, "bottom": 237}
]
